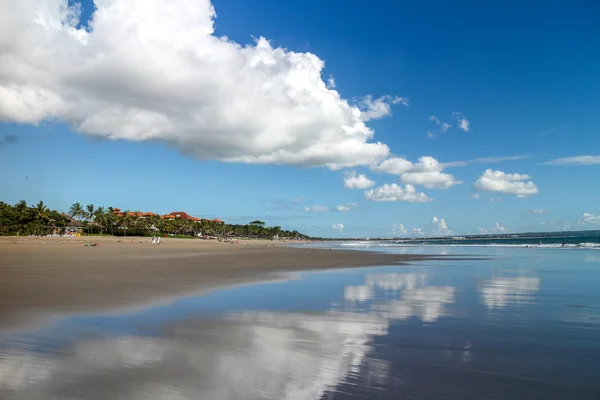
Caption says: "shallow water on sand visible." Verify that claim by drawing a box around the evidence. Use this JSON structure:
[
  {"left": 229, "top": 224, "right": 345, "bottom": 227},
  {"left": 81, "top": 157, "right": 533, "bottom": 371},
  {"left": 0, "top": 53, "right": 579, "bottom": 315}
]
[{"left": 1, "top": 247, "right": 600, "bottom": 399}]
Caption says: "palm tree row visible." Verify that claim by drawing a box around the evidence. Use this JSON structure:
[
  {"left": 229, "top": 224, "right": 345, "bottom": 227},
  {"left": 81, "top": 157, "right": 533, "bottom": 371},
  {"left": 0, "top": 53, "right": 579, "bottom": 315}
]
[{"left": 0, "top": 200, "right": 309, "bottom": 240}]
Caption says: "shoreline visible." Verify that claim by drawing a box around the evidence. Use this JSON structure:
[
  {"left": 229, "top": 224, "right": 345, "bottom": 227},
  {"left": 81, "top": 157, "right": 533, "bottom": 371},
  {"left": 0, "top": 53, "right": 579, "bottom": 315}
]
[{"left": 0, "top": 236, "right": 465, "bottom": 332}]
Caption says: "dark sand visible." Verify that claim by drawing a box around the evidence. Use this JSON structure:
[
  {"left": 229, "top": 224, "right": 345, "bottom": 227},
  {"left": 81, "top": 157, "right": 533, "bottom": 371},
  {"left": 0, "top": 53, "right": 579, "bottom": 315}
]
[{"left": 0, "top": 237, "right": 460, "bottom": 330}]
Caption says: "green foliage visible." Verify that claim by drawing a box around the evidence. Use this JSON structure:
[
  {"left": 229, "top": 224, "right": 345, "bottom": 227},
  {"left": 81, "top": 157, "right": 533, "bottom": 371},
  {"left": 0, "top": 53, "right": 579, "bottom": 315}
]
[
  {"left": 0, "top": 200, "right": 68, "bottom": 235},
  {"left": 0, "top": 200, "right": 310, "bottom": 240}
]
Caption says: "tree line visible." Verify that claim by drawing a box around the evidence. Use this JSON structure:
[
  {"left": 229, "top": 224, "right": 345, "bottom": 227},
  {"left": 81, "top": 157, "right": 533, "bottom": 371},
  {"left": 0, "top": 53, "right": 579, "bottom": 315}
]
[{"left": 0, "top": 200, "right": 309, "bottom": 240}]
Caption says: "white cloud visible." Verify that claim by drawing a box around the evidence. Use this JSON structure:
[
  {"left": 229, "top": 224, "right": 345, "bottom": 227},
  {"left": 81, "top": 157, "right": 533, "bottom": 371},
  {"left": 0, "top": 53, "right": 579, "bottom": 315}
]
[
  {"left": 427, "top": 115, "right": 451, "bottom": 137},
  {"left": 473, "top": 169, "right": 539, "bottom": 198},
  {"left": 357, "top": 95, "right": 409, "bottom": 122},
  {"left": 412, "top": 228, "right": 424, "bottom": 236},
  {"left": 326, "top": 75, "right": 336, "bottom": 89},
  {"left": 470, "top": 193, "right": 480, "bottom": 199},
  {"left": 431, "top": 216, "right": 453, "bottom": 236},
  {"left": 332, "top": 223, "right": 345, "bottom": 232},
  {"left": 0, "top": 0, "right": 400, "bottom": 169},
  {"left": 304, "top": 205, "right": 329, "bottom": 213},
  {"left": 580, "top": 213, "right": 600, "bottom": 224},
  {"left": 371, "top": 157, "right": 413, "bottom": 175},
  {"left": 530, "top": 209, "right": 544, "bottom": 215},
  {"left": 372, "top": 156, "right": 461, "bottom": 189},
  {"left": 544, "top": 155, "right": 600, "bottom": 166},
  {"left": 364, "top": 184, "right": 432, "bottom": 203},
  {"left": 452, "top": 112, "right": 471, "bottom": 132},
  {"left": 400, "top": 171, "right": 462, "bottom": 189},
  {"left": 492, "top": 222, "right": 507, "bottom": 233},
  {"left": 336, "top": 202, "right": 358, "bottom": 212},
  {"left": 343, "top": 170, "right": 375, "bottom": 189},
  {"left": 389, "top": 222, "right": 408, "bottom": 236}
]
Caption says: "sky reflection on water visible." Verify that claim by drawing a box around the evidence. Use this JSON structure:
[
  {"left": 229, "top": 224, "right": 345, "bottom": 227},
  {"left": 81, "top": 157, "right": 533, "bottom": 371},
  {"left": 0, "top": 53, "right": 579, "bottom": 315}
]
[{"left": 1, "top": 247, "right": 600, "bottom": 399}]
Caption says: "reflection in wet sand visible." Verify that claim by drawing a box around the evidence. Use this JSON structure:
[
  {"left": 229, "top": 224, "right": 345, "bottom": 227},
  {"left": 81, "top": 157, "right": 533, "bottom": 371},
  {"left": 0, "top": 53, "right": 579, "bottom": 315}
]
[
  {"left": 0, "top": 272, "right": 458, "bottom": 400},
  {"left": 480, "top": 275, "right": 540, "bottom": 309},
  {"left": 0, "top": 312, "right": 390, "bottom": 400}
]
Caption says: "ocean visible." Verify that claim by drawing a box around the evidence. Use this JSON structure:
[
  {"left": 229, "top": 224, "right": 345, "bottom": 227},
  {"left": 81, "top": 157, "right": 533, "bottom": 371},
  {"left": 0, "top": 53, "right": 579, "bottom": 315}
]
[
  {"left": 1, "top": 242, "right": 600, "bottom": 399},
  {"left": 333, "top": 230, "right": 600, "bottom": 250}
]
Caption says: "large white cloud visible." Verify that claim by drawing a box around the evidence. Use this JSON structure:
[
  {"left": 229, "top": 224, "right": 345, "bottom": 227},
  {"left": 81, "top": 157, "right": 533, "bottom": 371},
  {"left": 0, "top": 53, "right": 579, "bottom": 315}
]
[
  {"left": 473, "top": 169, "right": 539, "bottom": 198},
  {"left": 364, "top": 183, "right": 431, "bottom": 203},
  {"left": 343, "top": 171, "right": 375, "bottom": 189},
  {"left": 0, "top": 0, "right": 405, "bottom": 169},
  {"left": 372, "top": 156, "right": 461, "bottom": 189},
  {"left": 544, "top": 155, "right": 600, "bottom": 166}
]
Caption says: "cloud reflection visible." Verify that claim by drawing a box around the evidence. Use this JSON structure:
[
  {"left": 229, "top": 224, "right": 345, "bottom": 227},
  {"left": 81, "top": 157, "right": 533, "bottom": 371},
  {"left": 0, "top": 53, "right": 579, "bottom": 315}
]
[
  {"left": 0, "top": 311, "right": 391, "bottom": 400},
  {"left": 480, "top": 276, "right": 540, "bottom": 309},
  {"left": 0, "top": 272, "right": 458, "bottom": 399}
]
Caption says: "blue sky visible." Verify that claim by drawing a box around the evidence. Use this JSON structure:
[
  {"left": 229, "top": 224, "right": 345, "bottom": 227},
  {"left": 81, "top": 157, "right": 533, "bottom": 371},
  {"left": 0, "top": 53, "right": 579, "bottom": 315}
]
[{"left": 1, "top": 0, "right": 599, "bottom": 237}]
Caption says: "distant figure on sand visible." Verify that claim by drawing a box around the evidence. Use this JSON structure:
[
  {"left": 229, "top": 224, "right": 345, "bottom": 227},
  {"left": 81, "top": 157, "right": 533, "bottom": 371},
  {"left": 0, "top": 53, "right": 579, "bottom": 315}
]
[
  {"left": 151, "top": 236, "right": 156, "bottom": 245},
  {"left": 157, "top": 237, "right": 161, "bottom": 245}
]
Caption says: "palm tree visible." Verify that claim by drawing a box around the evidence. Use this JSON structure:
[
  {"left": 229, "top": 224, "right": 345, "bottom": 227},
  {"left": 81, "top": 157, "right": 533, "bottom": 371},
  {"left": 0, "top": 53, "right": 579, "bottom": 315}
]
[
  {"left": 33, "top": 201, "right": 50, "bottom": 234},
  {"left": 14, "top": 200, "right": 29, "bottom": 235},
  {"left": 69, "top": 202, "right": 85, "bottom": 222},
  {"left": 85, "top": 204, "right": 95, "bottom": 234},
  {"left": 94, "top": 206, "right": 105, "bottom": 234}
]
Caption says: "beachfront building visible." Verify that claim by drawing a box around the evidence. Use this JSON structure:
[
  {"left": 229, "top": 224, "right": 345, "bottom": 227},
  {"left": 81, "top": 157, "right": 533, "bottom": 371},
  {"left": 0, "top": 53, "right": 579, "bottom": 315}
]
[{"left": 161, "top": 211, "right": 224, "bottom": 224}]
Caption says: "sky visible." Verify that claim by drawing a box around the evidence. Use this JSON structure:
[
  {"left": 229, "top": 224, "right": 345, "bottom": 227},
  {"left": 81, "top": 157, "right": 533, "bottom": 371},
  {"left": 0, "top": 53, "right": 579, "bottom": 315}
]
[{"left": 1, "top": 0, "right": 599, "bottom": 238}]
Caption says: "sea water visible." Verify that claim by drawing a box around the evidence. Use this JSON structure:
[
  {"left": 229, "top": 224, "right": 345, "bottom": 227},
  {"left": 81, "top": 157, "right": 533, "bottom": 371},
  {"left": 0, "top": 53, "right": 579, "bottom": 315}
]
[{"left": 1, "top": 245, "right": 600, "bottom": 399}]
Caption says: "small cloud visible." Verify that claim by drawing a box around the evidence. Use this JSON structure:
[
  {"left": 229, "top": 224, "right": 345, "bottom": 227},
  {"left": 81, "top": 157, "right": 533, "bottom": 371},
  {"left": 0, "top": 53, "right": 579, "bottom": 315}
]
[
  {"left": 332, "top": 223, "right": 345, "bottom": 232},
  {"left": 357, "top": 95, "right": 408, "bottom": 122},
  {"left": 390, "top": 222, "right": 408, "bottom": 236},
  {"left": 412, "top": 227, "right": 424, "bottom": 236},
  {"left": 579, "top": 213, "right": 600, "bottom": 224},
  {"left": 529, "top": 209, "right": 544, "bottom": 215},
  {"left": 373, "top": 156, "right": 461, "bottom": 189},
  {"left": 452, "top": 112, "right": 471, "bottom": 132},
  {"left": 428, "top": 115, "right": 451, "bottom": 138},
  {"left": 470, "top": 193, "right": 480, "bottom": 200},
  {"left": 431, "top": 216, "right": 453, "bottom": 236},
  {"left": 365, "top": 183, "right": 432, "bottom": 203},
  {"left": 473, "top": 169, "right": 539, "bottom": 198},
  {"left": 326, "top": 75, "right": 336, "bottom": 89},
  {"left": 493, "top": 222, "right": 507, "bottom": 233},
  {"left": 543, "top": 155, "right": 600, "bottom": 166},
  {"left": 343, "top": 170, "right": 375, "bottom": 189},
  {"left": 304, "top": 205, "right": 329, "bottom": 213},
  {"left": 489, "top": 197, "right": 500, "bottom": 202},
  {"left": 336, "top": 203, "right": 358, "bottom": 212}
]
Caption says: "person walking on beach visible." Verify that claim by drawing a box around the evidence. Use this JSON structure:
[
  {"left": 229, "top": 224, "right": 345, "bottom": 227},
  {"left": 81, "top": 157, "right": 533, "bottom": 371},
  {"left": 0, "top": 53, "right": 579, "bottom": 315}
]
[
  {"left": 157, "top": 236, "right": 161, "bottom": 245},
  {"left": 152, "top": 236, "right": 156, "bottom": 245}
]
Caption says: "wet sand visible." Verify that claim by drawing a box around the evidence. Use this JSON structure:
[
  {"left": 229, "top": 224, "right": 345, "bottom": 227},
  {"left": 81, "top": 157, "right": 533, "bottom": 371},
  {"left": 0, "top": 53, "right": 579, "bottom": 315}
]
[{"left": 0, "top": 236, "right": 456, "bottom": 330}]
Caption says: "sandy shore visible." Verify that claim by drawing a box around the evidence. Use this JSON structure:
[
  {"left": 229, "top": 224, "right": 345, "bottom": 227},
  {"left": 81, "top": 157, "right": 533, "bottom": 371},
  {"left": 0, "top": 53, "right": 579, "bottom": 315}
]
[{"left": 0, "top": 236, "right": 457, "bottom": 331}]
